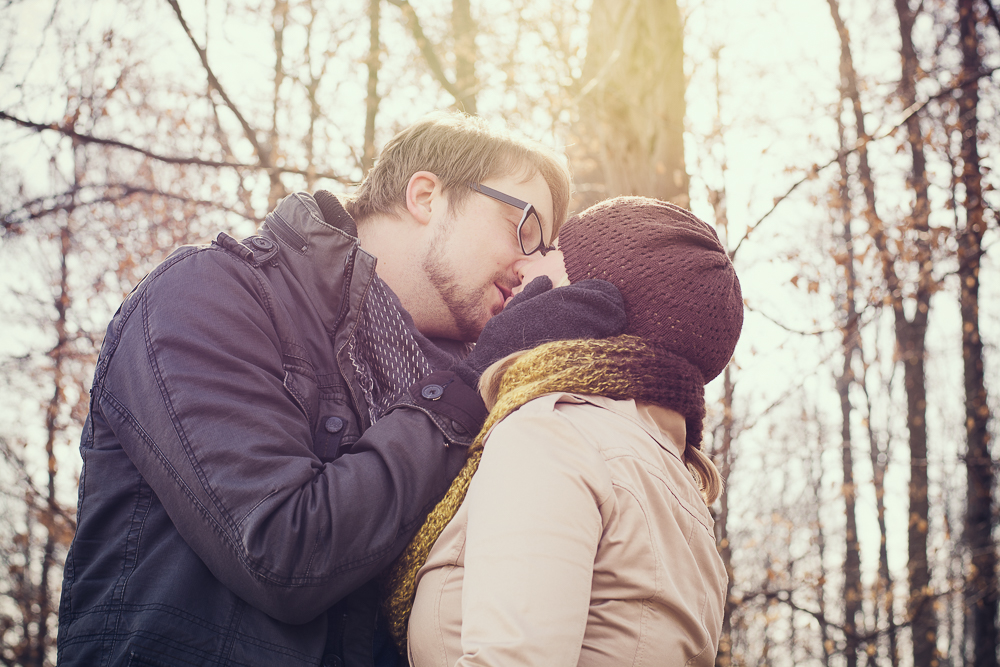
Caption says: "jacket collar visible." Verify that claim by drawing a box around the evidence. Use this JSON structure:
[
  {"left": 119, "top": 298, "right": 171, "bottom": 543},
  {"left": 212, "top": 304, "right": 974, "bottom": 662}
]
[
  {"left": 259, "top": 192, "right": 376, "bottom": 333},
  {"left": 567, "top": 394, "right": 687, "bottom": 460}
]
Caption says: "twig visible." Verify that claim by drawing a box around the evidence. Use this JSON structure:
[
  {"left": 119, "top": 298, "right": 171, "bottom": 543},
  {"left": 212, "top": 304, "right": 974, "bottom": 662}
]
[
  {"left": 385, "top": 0, "right": 466, "bottom": 104},
  {"left": 731, "top": 65, "right": 1000, "bottom": 258},
  {"left": 2, "top": 184, "right": 260, "bottom": 231},
  {"left": 164, "top": 0, "right": 270, "bottom": 167},
  {"left": 0, "top": 111, "right": 350, "bottom": 184},
  {"left": 744, "top": 302, "right": 838, "bottom": 336},
  {"left": 985, "top": 0, "right": 1000, "bottom": 35}
]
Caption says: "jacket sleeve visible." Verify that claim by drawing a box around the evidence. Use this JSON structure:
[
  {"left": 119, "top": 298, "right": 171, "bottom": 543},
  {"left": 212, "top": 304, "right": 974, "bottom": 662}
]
[
  {"left": 96, "top": 248, "right": 472, "bottom": 625},
  {"left": 455, "top": 402, "right": 610, "bottom": 667}
]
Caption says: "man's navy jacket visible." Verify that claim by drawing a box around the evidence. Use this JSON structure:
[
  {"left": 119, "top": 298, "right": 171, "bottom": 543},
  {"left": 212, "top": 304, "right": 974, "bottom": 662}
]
[{"left": 57, "top": 193, "right": 484, "bottom": 666}]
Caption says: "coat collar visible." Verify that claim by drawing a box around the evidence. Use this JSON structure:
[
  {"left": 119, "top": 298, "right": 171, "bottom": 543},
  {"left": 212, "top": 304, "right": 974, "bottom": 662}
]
[
  {"left": 559, "top": 393, "right": 688, "bottom": 460},
  {"left": 259, "top": 192, "right": 375, "bottom": 334}
]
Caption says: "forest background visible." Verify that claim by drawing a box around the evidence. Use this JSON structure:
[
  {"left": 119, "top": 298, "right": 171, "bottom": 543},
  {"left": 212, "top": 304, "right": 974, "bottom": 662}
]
[{"left": 0, "top": 0, "right": 998, "bottom": 665}]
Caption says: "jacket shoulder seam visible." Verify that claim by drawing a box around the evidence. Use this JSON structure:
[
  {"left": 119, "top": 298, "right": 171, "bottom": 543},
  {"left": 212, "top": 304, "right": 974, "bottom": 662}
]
[
  {"left": 98, "top": 385, "right": 235, "bottom": 547},
  {"left": 138, "top": 296, "right": 244, "bottom": 536}
]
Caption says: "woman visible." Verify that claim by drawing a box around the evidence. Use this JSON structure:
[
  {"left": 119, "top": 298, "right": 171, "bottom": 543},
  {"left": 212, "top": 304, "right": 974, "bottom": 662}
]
[{"left": 383, "top": 196, "right": 744, "bottom": 666}]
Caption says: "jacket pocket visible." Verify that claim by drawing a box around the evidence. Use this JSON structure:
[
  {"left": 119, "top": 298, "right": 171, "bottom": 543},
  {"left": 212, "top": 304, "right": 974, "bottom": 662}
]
[
  {"left": 266, "top": 210, "right": 309, "bottom": 254},
  {"left": 283, "top": 367, "right": 318, "bottom": 427},
  {"left": 314, "top": 408, "right": 358, "bottom": 462},
  {"left": 314, "top": 372, "right": 363, "bottom": 460}
]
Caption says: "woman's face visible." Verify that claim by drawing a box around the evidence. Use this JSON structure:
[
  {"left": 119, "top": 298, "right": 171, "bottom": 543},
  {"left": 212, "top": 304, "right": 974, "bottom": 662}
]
[{"left": 509, "top": 249, "right": 568, "bottom": 305}]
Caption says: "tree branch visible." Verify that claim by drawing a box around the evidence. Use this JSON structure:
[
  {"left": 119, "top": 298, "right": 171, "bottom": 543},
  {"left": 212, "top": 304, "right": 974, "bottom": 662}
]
[
  {"left": 0, "top": 438, "right": 77, "bottom": 533},
  {"left": 744, "top": 302, "right": 839, "bottom": 336},
  {"left": 0, "top": 111, "right": 350, "bottom": 183},
  {"left": 385, "top": 0, "right": 466, "bottom": 103},
  {"left": 2, "top": 183, "right": 260, "bottom": 232},
  {"left": 731, "top": 65, "right": 1000, "bottom": 258},
  {"left": 164, "top": 0, "right": 271, "bottom": 168},
  {"left": 985, "top": 0, "right": 1000, "bottom": 35}
]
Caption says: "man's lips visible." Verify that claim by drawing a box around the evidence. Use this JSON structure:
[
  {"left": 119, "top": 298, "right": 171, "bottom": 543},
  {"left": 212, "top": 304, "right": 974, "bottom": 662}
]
[{"left": 495, "top": 282, "right": 514, "bottom": 313}]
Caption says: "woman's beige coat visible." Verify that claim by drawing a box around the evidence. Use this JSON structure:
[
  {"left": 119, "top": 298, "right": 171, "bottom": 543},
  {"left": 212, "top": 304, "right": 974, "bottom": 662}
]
[{"left": 408, "top": 392, "right": 728, "bottom": 667}]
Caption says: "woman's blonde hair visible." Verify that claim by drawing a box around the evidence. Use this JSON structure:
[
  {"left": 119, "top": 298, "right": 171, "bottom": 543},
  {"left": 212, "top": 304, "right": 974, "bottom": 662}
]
[
  {"left": 477, "top": 351, "right": 724, "bottom": 505},
  {"left": 477, "top": 350, "right": 525, "bottom": 411},
  {"left": 687, "top": 445, "right": 723, "bottom": 505}
]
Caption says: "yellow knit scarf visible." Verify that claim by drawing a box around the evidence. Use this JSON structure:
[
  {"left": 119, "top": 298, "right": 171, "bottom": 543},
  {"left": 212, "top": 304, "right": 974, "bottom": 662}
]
[{"left": 379, "top": 334, "right": 705, "bottom": 652}]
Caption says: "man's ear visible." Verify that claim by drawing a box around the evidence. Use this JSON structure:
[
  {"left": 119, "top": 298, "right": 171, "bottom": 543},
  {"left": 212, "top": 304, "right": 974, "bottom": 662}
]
[{"left": 405, "top": 171, "right": 441, "bottom": 226}]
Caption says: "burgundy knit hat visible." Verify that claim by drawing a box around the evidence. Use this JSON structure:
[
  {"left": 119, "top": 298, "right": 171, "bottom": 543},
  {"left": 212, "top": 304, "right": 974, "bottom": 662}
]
[{"left": 559, "top": 196, "right": 743, "bottom": 384}]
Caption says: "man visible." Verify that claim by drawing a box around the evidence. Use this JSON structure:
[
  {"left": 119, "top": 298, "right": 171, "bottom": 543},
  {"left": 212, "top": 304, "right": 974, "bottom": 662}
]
[{"left": 57, "top": 112, "right": 626, "bottom": 666}]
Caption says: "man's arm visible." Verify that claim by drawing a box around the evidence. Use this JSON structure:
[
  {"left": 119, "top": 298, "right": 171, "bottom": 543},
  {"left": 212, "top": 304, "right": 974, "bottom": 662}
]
[{"left": 98, "top": 247, "right": 471, "bottom": 625}]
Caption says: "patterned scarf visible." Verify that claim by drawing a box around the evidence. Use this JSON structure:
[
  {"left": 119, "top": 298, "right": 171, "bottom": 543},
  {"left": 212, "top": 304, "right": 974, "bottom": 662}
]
[
  {"left": 380, "top": 334, "right": 706, "bottom": 651},
  {"left": 348, "top": 275, "right": 433, "bottom": 425}
]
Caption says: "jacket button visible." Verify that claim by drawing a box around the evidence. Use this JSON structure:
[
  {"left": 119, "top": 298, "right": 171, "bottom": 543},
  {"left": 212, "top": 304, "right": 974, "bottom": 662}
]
[
  {"left": 451, "top": 420, "right": 467, "bottom": 435},
  {"left": 421, "top": 384, "right": 444, "bottom": 400},
  {"left": 251, "top": 236, "right": 274, "bottom": 251},
  {"left": 324, "top": 416, "right": 344, "bottom": 433}
]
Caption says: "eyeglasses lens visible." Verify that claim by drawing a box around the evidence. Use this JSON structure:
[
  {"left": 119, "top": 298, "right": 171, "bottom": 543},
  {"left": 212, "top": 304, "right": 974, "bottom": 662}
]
[{"left": 519, "top": 211, "right": 544, "bottom": 255}]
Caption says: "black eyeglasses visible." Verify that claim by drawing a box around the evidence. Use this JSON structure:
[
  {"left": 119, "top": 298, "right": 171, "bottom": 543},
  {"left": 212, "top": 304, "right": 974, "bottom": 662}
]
[{"left": 468, "top": 182, "right": 553, "bottom": 256}]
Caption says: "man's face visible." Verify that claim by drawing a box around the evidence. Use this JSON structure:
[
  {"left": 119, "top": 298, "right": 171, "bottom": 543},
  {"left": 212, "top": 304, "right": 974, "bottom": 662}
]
[{"left": 421, "top": 170, "right": 555, "bottom": 341}]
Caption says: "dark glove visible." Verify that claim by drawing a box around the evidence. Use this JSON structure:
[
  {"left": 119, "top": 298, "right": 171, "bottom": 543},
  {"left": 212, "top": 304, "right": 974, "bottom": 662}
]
[{"left": 452, "top": 276, "right": 627, "bottom": 389}]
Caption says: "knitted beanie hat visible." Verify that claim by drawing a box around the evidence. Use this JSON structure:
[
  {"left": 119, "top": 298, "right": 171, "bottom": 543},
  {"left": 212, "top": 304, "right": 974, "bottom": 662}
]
[{"left": 558, "top": 196, "right": 743, "bottom": 383}]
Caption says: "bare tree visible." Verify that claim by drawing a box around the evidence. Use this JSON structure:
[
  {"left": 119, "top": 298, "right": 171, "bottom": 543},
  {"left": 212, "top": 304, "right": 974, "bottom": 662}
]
[
  {"left": 958, "top": 1, "right": 997, "bottom": 665},
  {"left": 861, "top": 366, "right": 900, "bottom": 667},
  {"left": 891, "top": 3, "right": 938, "bottom": 663},
  {"left": 386, "top": 0, "right": 479, "bottom": 113},
  {"left": 825, "top": 0, "right": 940, "bottom": 661},
  {"left": 363, "top": 0, "right": 383, "bottom": 173},
  {"left": 569, "top": 0, "right": 688, "bottom": 208},
  {"left": 713, "top": 364, "right": 737, "bottom": 667},
  {"left": 833, "top": 94, "right": 864, "bottom": 667}
]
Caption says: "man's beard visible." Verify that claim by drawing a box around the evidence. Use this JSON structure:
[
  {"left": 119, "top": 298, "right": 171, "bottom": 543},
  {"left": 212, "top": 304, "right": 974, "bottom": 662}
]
[{"left": 422, "top": 237, "right": 501, "bottom": 342}]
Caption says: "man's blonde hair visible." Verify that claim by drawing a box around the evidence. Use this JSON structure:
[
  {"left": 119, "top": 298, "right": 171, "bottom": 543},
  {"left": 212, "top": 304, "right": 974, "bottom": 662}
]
[{"left": 345, "top": 112, "right": 571, "bottom": 237}]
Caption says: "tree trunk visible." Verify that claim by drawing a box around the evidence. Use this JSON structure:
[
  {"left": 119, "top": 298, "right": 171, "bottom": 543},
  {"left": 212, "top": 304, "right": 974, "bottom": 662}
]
[
  {"left": 268, "top": 0, "right": 289, "bottom": 209},
  {"left": 958, "top": 2, "right": 998, "bottom": 665},
  {"left": 812, "top": 428, "right": 833, "bottom": 667},
  {"left": 707, "top": 71, "right": 734, "bottom": 661},
  {"left": 304, "top": 2, "right": 323, "bottom": 190},
  {"left": 35, "top": 223, "right": 71, "bottom": 665},
  {"left": 570, "top": 0, "right": 687, "bottom": 209},
  {"left": 835, "top": 103, "right": 862, "bottom": 667},
  {"left": 363, "top": 0, "right": 382, "bottom": 173},
  {"left": 892, "top": 3, "right": 936, "bottom": 663},
  {"left": 828, "top": 11, "right": 897, "bottom": 662},
  {"left": 863, "top": 375, "right": 899, "bottom": 666},
  {"left": 714, "top": 364, "right": 736, "bottom": 667},
  {"left": 828, "top": 0, "right": 936, "bottom": 659},
  {"left": 452, "top": 0, "right": 476, "bottom": 114},
  {"left": 899, "top": 315, "right": 934, "bottom": 665}
]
